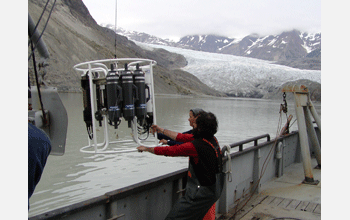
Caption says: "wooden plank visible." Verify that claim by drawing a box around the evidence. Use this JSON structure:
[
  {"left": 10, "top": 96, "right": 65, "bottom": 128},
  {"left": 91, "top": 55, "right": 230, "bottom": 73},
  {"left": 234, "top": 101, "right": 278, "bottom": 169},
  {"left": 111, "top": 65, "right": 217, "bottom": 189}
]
[
  {"left": 286, "top": 199, "right": 301, "bottom": 210},
  {"left": 229, "top": 194, "right": 267, "bottom": 219},
  {"left": 251, "top": 195, "right": 268, "bottom": 206},
  {"left": 305, "top": 202, "right": 318, "bottom": 213},
  {"left": 278, "top": 198, "right": 292, "bottom": 208},
  {"left": 313, "top": 204, "right": 321, "bottom": 214},
  {"left": 296, "top": 201, "right": 309, "bottom": 211},
  {"left": 270, "top": 197, "right": 283, "bottom": 206},
  {"left": 260, "top": 196, "right": 275, "bottom": 205}
]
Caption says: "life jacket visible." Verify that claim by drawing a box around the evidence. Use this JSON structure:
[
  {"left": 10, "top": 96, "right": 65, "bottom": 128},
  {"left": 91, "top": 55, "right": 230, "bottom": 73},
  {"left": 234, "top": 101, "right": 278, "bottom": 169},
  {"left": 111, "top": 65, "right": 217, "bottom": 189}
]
[{"left": 190, "top": 137, "right": 222, "bottom": 186}]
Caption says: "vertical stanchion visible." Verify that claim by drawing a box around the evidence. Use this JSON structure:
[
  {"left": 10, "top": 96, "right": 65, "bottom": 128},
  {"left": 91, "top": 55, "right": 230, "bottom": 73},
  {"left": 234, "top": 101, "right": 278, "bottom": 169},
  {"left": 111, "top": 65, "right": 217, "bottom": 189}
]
[
  {"left": 149, "top": 61, "right": 158, "bottom": 144},
  {"left": 309, "top": 101, "right": 321, "bottom": 132},
  {"left": 304, "top": 106, "right": 321, "bottom": 167},
  {"left": 88, "top": 63, "right": 98, "bottom": 153},
  {"left": 282, "top": 85, "right": 320, "bottom": 184},
  {"left": 294, "top": 93, "right": 314, "bottom": 183}
]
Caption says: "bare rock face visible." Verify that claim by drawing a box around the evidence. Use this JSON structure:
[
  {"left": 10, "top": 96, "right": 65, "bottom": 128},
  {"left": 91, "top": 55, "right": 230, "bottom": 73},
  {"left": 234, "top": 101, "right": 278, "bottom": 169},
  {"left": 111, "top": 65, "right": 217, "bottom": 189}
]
[{"left": 28, "top": 0, "right": 226, "bottom": 97}]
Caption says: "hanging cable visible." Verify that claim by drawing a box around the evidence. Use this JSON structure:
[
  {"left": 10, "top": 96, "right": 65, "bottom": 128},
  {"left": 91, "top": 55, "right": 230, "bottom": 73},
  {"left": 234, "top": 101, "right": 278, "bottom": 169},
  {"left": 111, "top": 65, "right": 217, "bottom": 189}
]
[
  {"left": 28, "top": 0, "right": 57, "bottom": 61},
  {"left": 28, "top": 0, "right": 50, "bottom": 46},
  {"left": 29, "top": 36, "right": 47, "bottom": 125},
  {"left": 114, "top": 0, "right": 118, "bottom": 58}
]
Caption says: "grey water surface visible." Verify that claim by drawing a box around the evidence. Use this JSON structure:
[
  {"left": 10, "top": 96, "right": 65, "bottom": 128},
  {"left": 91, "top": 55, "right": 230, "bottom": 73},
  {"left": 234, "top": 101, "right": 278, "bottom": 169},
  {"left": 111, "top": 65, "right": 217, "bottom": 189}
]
[{"left": 29, "top": 93, "right": 320, "bottom": 216}]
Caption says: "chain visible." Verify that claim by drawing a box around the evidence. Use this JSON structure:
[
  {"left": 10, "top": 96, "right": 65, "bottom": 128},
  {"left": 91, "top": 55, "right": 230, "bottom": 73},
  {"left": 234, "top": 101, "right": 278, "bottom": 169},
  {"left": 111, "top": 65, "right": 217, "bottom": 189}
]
[{"left": 280, "top": 92, "right": 288, "bottom": 116}]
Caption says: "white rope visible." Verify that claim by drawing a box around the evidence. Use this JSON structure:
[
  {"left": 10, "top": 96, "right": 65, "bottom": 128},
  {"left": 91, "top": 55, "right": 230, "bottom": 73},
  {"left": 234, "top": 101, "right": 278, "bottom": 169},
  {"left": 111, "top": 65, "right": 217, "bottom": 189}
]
[{"left": 223, "top": 145, "right": 232, "bottom": 182}]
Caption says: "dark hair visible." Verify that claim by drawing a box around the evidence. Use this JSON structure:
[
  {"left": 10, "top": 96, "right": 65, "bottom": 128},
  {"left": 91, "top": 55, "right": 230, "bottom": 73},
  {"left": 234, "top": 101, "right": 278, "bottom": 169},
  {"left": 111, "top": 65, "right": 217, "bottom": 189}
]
[{"left": 193, "top": 111, "right": 218, "bottom": 138}]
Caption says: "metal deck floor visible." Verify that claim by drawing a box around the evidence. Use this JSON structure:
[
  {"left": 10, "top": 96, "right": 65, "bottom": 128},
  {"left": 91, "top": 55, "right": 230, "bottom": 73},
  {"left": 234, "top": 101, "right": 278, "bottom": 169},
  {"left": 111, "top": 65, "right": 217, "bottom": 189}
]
[{"left": 218, "top": 158, "right": 321, "bottom": 220}]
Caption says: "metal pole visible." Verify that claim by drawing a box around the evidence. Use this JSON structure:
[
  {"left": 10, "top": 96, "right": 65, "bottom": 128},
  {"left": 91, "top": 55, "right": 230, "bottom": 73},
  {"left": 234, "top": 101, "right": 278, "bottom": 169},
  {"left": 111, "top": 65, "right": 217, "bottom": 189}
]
[
  {"left": 308, "top": 100, "right": 321, "bottom": 132},
  {"left": 149, "top": 61, "right": 158, "bottom": 144},
  {"left": 252, "top": 149, "right": 260, "bottom": 193},
  {"left": 99, "top": 116, "right": 110, "bottom": 151},
  {"left": 294, "top": 93, "right": 314, "bottom": 183},
  {"left": 276, "top": 142, "right": 283, "bottom": 177},
  {"left": 88, "top": 64, "right": 98, "bottom": 153},
  {"left": 304, "top": 106, "right": 321, "bottom": 167}
]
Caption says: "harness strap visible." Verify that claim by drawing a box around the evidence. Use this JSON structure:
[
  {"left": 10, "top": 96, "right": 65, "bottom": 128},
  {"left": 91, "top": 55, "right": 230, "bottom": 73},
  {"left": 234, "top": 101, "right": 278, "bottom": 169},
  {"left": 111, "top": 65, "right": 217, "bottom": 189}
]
[
  {"left": 202, "top": 137, "right": 223, "bottom": 174},
  {"left": 202, "top": 137, "right": 220, "bottom": 158}
]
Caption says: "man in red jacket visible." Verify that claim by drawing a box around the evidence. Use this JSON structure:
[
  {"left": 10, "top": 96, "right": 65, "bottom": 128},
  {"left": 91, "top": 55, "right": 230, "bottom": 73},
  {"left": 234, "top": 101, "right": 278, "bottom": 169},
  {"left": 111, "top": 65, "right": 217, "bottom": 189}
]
[{"left": 137, "top": 112, "right": 224, "bottom": 220}]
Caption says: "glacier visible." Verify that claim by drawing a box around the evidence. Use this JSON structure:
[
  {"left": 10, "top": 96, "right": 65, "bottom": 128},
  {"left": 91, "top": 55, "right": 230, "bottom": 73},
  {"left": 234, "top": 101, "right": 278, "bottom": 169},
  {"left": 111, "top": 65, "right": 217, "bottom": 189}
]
[{"left": 137, "top": 42, "right": 321, "bottom": 96}]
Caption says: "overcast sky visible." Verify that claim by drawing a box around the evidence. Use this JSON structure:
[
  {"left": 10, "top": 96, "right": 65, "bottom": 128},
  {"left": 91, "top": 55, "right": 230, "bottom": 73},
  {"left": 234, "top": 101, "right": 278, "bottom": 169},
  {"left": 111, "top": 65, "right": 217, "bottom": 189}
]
[{"left": 83, "top": 0, "right": 321, "bottom": 41}]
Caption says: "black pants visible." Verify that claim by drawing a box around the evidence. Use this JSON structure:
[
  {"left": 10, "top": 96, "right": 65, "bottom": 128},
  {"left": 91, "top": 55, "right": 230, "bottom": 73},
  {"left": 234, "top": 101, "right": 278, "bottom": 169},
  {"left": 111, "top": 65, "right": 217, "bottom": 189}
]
[{"left": 165, "top": 164, "right": 224, "bottom": 220}]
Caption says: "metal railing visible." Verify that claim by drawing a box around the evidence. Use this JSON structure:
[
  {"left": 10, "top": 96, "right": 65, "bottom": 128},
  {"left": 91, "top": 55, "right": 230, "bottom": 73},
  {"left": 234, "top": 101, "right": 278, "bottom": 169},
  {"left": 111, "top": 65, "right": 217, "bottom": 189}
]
[
  {"left": 222, "top": 134, "right": 270, "bottom": 152},
  {"left": 30, "top": 132, "right": 309, "bottom": 220}
]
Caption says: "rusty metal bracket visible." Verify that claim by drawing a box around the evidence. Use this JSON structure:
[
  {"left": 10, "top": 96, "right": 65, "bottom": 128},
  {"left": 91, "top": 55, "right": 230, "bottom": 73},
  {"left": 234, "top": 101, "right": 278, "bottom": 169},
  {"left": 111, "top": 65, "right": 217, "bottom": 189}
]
[{"left": 282, "top": 85, "right": 309, "bottom": 94}]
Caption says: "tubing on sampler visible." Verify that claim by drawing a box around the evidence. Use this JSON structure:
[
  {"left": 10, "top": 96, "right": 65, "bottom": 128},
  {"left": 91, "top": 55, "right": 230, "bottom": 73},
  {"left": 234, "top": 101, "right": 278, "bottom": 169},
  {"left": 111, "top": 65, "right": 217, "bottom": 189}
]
[{"left": 73, "top": 58, "right": 158, "bottom": 154}]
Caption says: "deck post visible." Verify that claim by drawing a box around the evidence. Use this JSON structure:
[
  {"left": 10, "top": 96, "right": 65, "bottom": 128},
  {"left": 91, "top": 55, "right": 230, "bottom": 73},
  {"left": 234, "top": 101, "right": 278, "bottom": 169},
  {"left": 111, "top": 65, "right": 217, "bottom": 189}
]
[
  {"left": 304, "top": 106, "right": 321, "bottom": 167},
  {"left": 282, "top": 85, "right": 320, "bottom": 184},
  {"left": 252, "top": 149, "right": 260, "bottom": 193},
  {"left": 294, "top": 93, "right": 314, "bottom": 183},
  {"left": 218, "top": 155, "right": 231, "bottom": 214},
  {"left": 308, "top": 101, "right": 321, "bottom": 132}
]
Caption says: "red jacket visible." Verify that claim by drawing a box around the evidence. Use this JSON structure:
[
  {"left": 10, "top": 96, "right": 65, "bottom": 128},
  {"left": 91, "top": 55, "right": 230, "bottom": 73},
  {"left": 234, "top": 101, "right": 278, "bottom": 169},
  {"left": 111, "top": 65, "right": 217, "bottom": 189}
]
[{"left": 154, "top": 133, "right": 197, "bottom": 157}]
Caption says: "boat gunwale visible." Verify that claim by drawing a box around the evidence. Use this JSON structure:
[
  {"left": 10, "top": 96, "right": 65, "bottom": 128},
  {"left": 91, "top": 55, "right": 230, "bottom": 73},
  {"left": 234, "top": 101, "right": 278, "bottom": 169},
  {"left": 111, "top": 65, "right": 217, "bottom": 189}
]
[
  {"left": 29, "top": 169, "right": 188, "bottom": 220},
  {"left": 29, "top": 130, "right": 304, "bottom": 220}
]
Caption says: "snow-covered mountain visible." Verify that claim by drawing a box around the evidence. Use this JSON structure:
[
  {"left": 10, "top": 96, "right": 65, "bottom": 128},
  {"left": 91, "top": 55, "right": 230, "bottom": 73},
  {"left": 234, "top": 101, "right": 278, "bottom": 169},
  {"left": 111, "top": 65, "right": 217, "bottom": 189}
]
[
  {"left": 179, "top": 31, "right": 321, "bottom": 59},
  {"left": 178, "top": 35, "right": 235, "bottom": 53},
  {"left": 137, "top": 42, "right": 321, "bottom": 99},
  {"left": 178, "top": 30, "right": 321, "bottom": 70},
  {"left": 102, "top": 25, "right": 178, "bottom": 46},
  {"left": 103, "top": 25, "right": 321, "bottom": 99},
  {"left": 108, "top": 25, "right": 321, "bottom": 70}
]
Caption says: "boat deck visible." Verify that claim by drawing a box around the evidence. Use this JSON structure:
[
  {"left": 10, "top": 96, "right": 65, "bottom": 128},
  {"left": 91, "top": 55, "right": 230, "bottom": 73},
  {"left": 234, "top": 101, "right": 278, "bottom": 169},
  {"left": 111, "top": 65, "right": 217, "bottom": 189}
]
[{"left": 218, "top": 158, "right": 321, "bottom": 220}]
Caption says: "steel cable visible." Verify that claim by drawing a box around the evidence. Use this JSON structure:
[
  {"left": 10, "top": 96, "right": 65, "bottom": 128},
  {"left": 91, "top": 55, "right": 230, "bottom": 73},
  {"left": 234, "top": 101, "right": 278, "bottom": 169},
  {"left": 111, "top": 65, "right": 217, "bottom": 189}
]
[{"left": 28, "top": 0, "right": 57, "bottom": 61}]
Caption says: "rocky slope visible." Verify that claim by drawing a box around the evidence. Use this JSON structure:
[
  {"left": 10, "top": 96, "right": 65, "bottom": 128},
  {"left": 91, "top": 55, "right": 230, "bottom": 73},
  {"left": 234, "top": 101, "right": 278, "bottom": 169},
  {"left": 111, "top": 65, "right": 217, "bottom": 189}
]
[
  {"left": 29, "top": 0, "right": 320, "bottom": 101},
  {"left": 28, "top": 0, "right": 225, "bottom": 97}
]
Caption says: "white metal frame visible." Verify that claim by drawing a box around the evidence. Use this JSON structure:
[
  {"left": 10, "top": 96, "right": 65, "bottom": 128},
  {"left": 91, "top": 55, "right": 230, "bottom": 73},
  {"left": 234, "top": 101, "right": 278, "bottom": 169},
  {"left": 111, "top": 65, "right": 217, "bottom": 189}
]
[{"left": 73, "top": 58, "right": 159, "bottom": 154}]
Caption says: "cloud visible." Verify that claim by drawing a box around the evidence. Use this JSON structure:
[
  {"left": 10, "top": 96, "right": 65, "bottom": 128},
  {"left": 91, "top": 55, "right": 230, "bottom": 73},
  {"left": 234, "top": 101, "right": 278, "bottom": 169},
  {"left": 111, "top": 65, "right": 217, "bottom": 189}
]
[{"left": 83, "top": 0, "right": 321, "bottom": 40}]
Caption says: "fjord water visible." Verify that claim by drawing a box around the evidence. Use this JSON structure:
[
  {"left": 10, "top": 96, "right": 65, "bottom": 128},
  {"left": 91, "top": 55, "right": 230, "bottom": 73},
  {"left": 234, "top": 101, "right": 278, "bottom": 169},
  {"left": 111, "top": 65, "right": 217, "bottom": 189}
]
[{"left": 28, "top": 93, "right": 320, "bottom": 216}]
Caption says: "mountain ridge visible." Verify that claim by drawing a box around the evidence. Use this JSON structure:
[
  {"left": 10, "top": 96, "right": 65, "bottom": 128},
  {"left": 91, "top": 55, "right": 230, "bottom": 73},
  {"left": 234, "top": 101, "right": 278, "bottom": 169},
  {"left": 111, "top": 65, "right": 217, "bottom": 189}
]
[
  {"left": 111, "top": 26, "right": 321, "bottom": 70},
  {"left": 29, "top": 0, "right": 320, "bottom": 100}
]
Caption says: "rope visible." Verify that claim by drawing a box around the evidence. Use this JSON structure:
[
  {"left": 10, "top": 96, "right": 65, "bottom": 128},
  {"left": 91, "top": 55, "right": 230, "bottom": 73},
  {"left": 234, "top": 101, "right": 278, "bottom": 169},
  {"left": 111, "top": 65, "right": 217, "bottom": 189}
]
[
  {"left": 229, "top": 93, "right": 296, "bottom": 219},
  {"left": 231, "top": 110, "right": 285, "bottom": 219},
  {"left": 223, "top": 145, "right": 232, "bottom": 182},
  {"left": 271, "top": 218, "right": 303, "bottom": 220}
]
